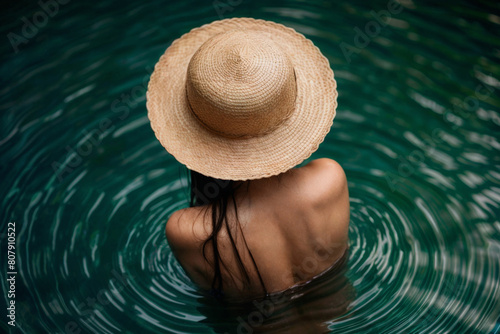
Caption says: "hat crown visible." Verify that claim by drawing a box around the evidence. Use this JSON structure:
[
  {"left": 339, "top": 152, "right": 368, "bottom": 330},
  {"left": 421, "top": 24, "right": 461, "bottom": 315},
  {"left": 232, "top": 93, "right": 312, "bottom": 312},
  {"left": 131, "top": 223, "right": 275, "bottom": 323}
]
[{"left": 186, "top": 30, "right": 297, "bottom": 138}]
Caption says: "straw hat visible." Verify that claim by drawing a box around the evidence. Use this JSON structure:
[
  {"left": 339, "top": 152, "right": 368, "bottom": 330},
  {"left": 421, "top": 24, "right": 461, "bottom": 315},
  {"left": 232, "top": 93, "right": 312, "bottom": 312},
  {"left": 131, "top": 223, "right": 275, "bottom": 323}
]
[{"left": 147, "top": 17, "right": 337, "bottom": 180}]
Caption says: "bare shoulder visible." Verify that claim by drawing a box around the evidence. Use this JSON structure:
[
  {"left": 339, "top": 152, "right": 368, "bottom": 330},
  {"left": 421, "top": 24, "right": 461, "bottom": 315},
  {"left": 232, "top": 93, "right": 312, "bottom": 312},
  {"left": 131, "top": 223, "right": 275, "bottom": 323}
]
[
  {"left": 165, "top": 207, "right": 205, "bottom": 253},
  {"left": 295, "top": 158, "right": 348, "bottom": 203},
  {"left": 303, "top": 158, "right": 347, "bottom": 180},
  {"left": 297, "top": 158, "right": 350, "bottom": 245},
  {"left": 266, "top": 158, "right": 348, "bottom": 206},
  {"left": 165, "top": 208, "right": 188, "bottom": 251},
  {"left": 165, "top": 207, "right": 211, "bottom": 288}
]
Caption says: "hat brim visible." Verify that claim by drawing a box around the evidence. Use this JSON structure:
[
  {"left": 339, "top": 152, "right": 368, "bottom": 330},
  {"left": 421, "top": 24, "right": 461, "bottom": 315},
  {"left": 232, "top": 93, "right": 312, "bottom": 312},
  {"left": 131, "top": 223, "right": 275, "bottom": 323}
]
[{"left": 147, "top": 17, "right": 337, "bottom": 180}]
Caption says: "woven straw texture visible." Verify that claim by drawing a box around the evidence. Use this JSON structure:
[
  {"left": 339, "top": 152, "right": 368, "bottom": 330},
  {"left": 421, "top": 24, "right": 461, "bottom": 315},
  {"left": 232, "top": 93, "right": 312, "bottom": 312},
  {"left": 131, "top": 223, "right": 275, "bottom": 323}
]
[{"left": 147, "top": 17, "right": 337, "bottom": 180}]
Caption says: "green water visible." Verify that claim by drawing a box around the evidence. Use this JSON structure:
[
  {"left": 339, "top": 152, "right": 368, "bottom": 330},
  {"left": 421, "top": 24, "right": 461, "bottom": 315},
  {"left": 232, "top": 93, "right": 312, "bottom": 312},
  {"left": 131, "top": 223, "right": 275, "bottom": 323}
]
[{"left": 1, "top": 0, "right": 500, "bottom": 333}]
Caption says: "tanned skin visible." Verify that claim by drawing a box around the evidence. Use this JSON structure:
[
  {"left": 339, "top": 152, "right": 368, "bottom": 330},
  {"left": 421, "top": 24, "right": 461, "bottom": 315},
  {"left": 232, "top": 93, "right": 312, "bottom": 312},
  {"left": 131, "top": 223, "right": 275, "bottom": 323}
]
[{"left": 165, "top": 158, "right": 350, "bottom": 299}]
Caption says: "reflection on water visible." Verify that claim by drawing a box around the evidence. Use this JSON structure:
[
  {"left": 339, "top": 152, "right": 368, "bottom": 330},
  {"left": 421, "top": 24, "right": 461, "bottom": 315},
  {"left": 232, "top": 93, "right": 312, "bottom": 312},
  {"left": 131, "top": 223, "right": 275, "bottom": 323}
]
[{"left": 1, "top": 0, "right": 499, "bottom": 333}]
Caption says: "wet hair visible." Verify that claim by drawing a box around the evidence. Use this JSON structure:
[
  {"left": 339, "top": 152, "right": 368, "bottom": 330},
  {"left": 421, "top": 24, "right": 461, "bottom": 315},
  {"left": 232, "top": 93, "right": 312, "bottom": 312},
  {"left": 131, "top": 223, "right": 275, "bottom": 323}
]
[{"left": 188, "top": 169, "right": 266, "bottom": 297}]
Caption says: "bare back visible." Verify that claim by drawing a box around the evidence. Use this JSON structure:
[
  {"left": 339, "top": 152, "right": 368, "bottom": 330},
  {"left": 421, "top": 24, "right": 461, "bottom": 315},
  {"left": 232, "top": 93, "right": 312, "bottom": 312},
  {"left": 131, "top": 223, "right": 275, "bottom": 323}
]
[{"left": 166, "top": 158, "right": 350, "bottom": 298}]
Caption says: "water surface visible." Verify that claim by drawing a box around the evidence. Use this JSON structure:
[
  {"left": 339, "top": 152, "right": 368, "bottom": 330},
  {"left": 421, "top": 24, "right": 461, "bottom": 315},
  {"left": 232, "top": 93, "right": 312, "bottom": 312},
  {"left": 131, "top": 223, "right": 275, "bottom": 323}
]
[{"left": 1, "top": 0, "right": 499, "bottom": 333}]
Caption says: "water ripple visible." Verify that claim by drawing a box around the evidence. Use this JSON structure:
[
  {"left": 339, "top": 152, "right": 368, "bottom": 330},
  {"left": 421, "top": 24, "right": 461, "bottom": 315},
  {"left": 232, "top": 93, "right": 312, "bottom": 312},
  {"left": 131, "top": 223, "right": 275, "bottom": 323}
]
[{"left": 1, "top": 0, "right": 499, "bottom": 333}]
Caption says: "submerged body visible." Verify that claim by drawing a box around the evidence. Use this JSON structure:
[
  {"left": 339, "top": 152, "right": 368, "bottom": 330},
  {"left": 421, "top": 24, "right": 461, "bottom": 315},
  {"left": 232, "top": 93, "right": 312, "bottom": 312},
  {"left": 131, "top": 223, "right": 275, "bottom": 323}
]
[{"left": 166, "top": 158, "right": 350, "bottom": 299}]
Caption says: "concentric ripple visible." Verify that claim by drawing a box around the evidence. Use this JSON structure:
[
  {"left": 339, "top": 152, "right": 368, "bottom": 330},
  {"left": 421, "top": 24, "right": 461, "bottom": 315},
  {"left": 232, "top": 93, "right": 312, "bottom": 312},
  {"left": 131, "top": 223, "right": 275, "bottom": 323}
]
[{"left": 1, "top": 0, "right": 499, "bottom": 333}]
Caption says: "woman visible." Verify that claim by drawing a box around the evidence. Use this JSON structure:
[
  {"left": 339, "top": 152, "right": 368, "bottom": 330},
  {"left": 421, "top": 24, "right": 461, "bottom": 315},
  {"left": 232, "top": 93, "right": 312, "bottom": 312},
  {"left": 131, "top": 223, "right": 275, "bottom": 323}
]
[{"left": 147, "top": 18, "right": 350, "bottom": 300}]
